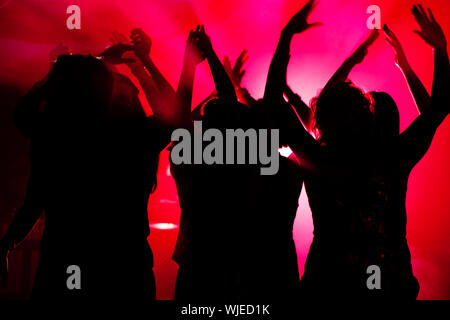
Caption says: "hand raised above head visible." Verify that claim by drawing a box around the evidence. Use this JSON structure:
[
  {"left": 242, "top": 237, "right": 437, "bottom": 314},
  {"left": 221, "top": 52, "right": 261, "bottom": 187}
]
[
  {"left": 224, "top": 49, "right": 249, "bottom": 88},
  {"left": 283, "top": 0, "right": 323, "bottom": 36},
  {"left": 383, "top": 24, "right": 408, "bottom": 68},
  {"left": 412, "top": 4, "right": 446, "bottom": 50},
  {"left": 184, "top": 26, "right": 206, "bottom": 66},
  {"left": 193, "top": 25, "right": 213, "bottom": 56}
]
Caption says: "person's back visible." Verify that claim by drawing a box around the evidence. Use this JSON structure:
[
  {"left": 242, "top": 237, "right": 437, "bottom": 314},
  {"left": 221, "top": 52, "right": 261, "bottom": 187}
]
[
  {"left": 236, "top": 101, "right": 303, "bottom": 301},
  {"left": 241, "top": 154, "right": 302, "bottom": 300},
  {"left": 171, "top": 99, "right": 257, "bottom": 301}
]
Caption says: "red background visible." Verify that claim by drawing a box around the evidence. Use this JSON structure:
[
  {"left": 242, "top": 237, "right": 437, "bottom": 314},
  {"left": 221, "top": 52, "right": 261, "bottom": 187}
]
[{"left": 0, "top": 0, "right": 449, "bottom": 300}]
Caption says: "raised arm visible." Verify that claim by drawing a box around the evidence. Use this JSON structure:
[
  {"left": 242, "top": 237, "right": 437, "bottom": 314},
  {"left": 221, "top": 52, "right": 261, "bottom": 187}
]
[
  {"left": 263, "top": 0, "right": 325, "bottom": 172},
  {"left": 264, "top": 0, "right": 322, "bottom": 103},
  {"left": 224, "top": 50, "right": 256, "bottom": 106},
  {"left": 131, "top": 29, "right": 178, "bottom": 119},
  {"left": 384, "top": 24, "right": 431, "bottom": 113},
  {"left": 397, "top": 5, "right": 449, "bottom": 167},
  {"left": 196, "top": 26, "right": 237, "bottom": 104},
  {"left": 176, "top": 27, "right": 206, "bottom": 128},
  {"left": 324, "top": 29, "right": 379, "bottom": 91},
  {"left": 191, "top": 49, "right": 254, "bottom": 120}
]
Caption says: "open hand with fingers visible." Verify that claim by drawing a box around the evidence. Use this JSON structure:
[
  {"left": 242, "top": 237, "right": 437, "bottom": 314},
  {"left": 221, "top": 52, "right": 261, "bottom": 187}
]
[
  {"left": 223, "top": 49, "right": 249, "bottom": 88},
  {"left": 184, "top": 25, "right": 207, "bottom": 66},
  {"left": 283, "top": 0, "right": 322, "bottom": 36},
  {"left": 412, "top": 4, "right": 446, "bottom": 50},
  {"left": 192, "top": 25, "right": 213, "bottom": 58}
]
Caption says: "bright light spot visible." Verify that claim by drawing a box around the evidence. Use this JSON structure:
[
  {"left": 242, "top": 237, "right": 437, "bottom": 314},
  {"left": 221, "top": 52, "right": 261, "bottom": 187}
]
[
  {"left": 150, "top": 223, "right": 179, "bottom": 230},
  {"left": 279, "top": 146, "right": 293, "bottom": 158}
]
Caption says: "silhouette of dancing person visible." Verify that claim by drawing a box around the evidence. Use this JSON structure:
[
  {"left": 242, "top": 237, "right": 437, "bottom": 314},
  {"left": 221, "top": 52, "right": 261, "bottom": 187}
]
[
  {"left": 170, "top": 26, "right": 257, "bottom": 301},
  {"left": 360, "top": 6, "right": 449, "bottom": 299},
  {"left": 304, "top": 5, "right": 448, "bottom": 299},
  {"left": 265, "top": 0, "right": 384, "bottom": 298},
  {"left": 0, "top": 51, "right": 174, "bottom": 300},
  {"left": 265, "top": 0, "right": 449, "bottom": 299}
]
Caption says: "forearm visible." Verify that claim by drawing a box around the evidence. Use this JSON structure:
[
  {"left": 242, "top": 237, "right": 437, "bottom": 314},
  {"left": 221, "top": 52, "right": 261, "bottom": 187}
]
[
  {"left": 399, "top": 62, "right": 431, "bottom": 114},
  {"left": 431, "top": 47, "right": 450, "bottom": 114},
  {"left": 205, "top": 49, "right": 237, "bottom": 103},
  {"left": 130, "top": 66, "right": 175, "bottom": 120},
  {"left": 264, "top": 30, "right": 293, "bottom": 102},
  {"left": 324, "top": 56, "right": 356, "bottom": 91},
  {"left": 176, "top": 60, "right": 197, "bottom": 128},
  {"left": 398, "top": 47, "right": 449, "bottom": 164}
]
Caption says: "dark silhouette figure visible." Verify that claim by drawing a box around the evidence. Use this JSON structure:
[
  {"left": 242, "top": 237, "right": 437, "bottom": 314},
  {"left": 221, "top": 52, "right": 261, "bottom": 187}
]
[
  {"left": 0, "top": 54, "right": 172, "bottom": 300},
  {"left": 172, "top": 26, "right": 306, "bottom": 301},
  {"left": 239, "top": 99, "right": 304, "bottom": 301},
  {"left": 171, "top": 26, "right": 257, "bottom": 301},
  {"left": 264, "top": 0, "right": 380, "bottom": 298},
  {"left": 358, "top": 6, "right": 449, "bottom": 298},
  {"left": 265, "top": 0, "right": 449, "bottom": 299}
]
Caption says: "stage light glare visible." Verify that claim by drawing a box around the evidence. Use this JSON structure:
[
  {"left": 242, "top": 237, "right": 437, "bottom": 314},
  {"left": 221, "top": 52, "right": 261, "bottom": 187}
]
[{"left": 150, "top": 222, "right": 179, "bottom": 230}]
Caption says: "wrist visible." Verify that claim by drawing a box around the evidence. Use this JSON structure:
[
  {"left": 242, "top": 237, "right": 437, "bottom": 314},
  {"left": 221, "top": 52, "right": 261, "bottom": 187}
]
[
  {"left": 138, "top": 54, "right": 151, "bottom": 64},
  {"left": 204, "top": 47, "right": 215, "bottom": 60}
]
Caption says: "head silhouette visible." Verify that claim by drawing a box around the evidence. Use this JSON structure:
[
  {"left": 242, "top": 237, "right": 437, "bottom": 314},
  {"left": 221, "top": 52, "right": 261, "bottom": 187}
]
[
  {"left": 45, "top": 54, "right": 113, "bottom": 121},
  {"left": 370, "top": 91, "right": 400, "bottom": 139},
  {"left": 312, "top": 81, "right": 374, "bottom": 147},
  {"left": 201, "top": 98, "right": 250, "bottom": 130}
]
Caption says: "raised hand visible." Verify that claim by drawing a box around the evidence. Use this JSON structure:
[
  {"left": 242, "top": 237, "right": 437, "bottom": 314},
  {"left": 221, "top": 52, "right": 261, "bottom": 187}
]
[
  {"left": 224, "top": 49, "right": 249, "bottom": 88},
  {"left": 130, "top": 28, "right": 153, "bottom": 61},
  {"left": 412, "top": 4, "right": 447, "bottom": 50},
  {"left": 283, "top": 0, "right": 322, "bottom": 36},
  {"left": 194, "top": 25, "right": 213, "bottom": 58},
  {"left": 383, "top": 24, "right": 408, "bottom": 68},
  {"left": 184, "top": 26, "right": 207, "bottom": 66}
]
